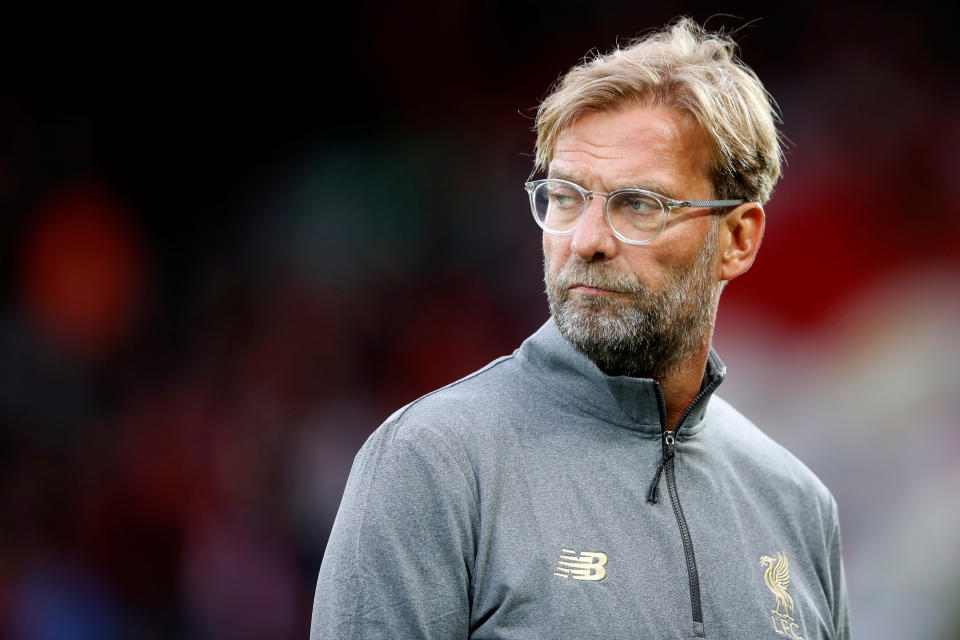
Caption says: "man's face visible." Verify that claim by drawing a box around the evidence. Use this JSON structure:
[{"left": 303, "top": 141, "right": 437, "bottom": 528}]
[{"left": 543, "top": 105, "right": 724, "bottom": 380}]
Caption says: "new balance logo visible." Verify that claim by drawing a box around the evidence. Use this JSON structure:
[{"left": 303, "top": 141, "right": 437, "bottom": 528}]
[{"left": 553, "top": 548, "right": 608, "bottom": 581}]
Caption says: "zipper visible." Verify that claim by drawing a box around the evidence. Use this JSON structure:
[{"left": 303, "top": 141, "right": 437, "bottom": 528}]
[
  {"left": 646, "top": 371, "right": 723, "bottom": 639},
  {"left": 665, "top": 439, "right": 704, "bottom": 638}
]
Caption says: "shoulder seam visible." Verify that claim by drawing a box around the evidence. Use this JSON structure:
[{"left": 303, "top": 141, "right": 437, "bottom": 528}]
[{"left": 389, "top": 353, "right": 516, "bottom": 426}]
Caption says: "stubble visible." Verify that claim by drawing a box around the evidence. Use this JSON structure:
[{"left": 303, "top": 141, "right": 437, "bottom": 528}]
[{"left": 545, "top": 223, "right": 722, "bottom": 381}]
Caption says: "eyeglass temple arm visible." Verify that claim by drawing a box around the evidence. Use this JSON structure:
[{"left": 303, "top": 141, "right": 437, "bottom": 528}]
[{"left": 669, "top": 199, "right": 744, "bottom": 208}]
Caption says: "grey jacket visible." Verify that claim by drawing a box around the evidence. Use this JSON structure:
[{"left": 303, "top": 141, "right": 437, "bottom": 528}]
[{"left": 311, "top": 319, "right": 850, "bottom": 639}]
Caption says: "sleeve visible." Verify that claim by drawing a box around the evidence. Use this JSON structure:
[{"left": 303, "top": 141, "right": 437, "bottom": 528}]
[
  {"left": 309, "top": 418, "right": 478, "bottom": 640},
  {"left": 828, "top": 496, "right": 850, "bottom": 640}
]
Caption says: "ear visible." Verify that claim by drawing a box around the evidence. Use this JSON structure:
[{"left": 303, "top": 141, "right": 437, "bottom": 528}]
[{"left": 719, "top": 202, "right": 765, "bottom": 282}]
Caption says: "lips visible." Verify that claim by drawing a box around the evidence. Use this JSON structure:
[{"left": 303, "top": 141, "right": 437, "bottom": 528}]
[
  {"left": 551, "top": 260, "right": 641, "bottom": 298},
  {"left": 570, "top": 284, "right": 624, "bottom": 295}
]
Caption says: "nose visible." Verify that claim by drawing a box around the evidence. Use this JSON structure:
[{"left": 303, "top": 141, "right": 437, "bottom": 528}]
[{"left": 570, "top": 195, "right": 618, "bottom": 262}]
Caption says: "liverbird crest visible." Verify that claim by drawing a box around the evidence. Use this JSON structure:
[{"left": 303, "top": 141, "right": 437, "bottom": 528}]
[
  {"left": 760, "top": 552, "right": 794, "bottom": 616},
  {"left": 760, "top": 552, "right": 804, "bottom": 639}
]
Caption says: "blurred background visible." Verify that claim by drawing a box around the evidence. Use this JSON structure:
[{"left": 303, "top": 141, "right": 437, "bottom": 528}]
[{"left": 1, "top": 1, "right": 957, "bottom": 638}]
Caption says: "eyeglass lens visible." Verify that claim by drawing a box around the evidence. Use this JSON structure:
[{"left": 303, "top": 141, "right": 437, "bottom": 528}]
[{"left": 531, "top": 180, "right": 664, "bottom": 243}]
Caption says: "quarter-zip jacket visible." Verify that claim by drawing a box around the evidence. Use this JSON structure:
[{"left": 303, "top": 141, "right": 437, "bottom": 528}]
[{"left": 311, "top": 319, "right": 850, "bottom": 640}]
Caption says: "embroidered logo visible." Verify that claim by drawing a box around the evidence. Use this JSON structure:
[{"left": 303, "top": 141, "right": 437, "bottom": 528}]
[
  {"left": 554, "top": 548, "right": 607, "bottom": 581},
  {"left": 760, "top": 552, "right": 804, "bottom": 639}
]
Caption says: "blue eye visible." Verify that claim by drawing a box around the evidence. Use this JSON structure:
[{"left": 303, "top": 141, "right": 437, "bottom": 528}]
[
  {"left": 630, "top": 199, "right": 658, "bottom": 213},
  {"left": 547, "top": 188, "right": 581, "bottom": 209},
  {"left": 613, "top": 193, "right": 660, "bottom": 216}
]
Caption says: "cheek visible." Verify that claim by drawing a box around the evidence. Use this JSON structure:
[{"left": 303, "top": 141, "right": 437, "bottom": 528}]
[
  {"left": 619, "top": 245, "right": 685, "bottom": 291},
  {"left": 649, "top": 221, "right": 710, "bottom": 269},
  {"left": 542, "top": 234, "right": 570, "bottom": 274}
]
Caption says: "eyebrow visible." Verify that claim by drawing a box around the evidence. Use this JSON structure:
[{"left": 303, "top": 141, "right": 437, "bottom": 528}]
[{"left": 545, "top": 171, "right": 680, "bottom": 200}]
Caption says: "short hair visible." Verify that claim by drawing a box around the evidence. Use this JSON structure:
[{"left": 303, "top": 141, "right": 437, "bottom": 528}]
[{"left": 534, "top": 17, "right": 783, "bottom": 204}]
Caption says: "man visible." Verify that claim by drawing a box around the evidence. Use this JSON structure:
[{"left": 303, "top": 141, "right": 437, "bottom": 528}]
[{"left": 312, "top": 18, "right": 849, "bottom": 640}]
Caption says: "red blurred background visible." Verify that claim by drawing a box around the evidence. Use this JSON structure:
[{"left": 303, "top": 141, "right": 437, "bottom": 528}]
[{"left": 1, "top": 2, "right": 957, "bottom": 639}]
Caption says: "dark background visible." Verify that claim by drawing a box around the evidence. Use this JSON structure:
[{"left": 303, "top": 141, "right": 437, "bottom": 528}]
[{"left": 1, "top": 2, "right": 958, "bottom": 639}]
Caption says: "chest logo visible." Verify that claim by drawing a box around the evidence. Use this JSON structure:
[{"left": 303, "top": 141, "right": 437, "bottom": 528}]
[
  {"left": 554, "top": 548, "right": 607, "bottom": 581},
  {"left": 760, "top": 552, "right": 804, "bottom": 639}
]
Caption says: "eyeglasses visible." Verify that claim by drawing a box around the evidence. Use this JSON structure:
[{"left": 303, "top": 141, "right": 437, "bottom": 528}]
[{"left": 524, "top": 178, "right": 743, "bottom": 245}]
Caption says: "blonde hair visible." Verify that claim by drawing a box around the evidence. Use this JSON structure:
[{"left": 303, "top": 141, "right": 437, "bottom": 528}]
[{"left": 534, "top": 18, "right": 783, "bottom": 204}]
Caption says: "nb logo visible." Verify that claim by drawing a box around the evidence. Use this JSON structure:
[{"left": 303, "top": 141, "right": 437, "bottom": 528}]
[{"left": 553, "top": 548, "right": 608, "bottom": 581}]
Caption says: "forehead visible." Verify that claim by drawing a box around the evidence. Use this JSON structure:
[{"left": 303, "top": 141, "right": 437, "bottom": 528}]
[{"left": 548, "top": 106, "right": 713, "bottom": 193}]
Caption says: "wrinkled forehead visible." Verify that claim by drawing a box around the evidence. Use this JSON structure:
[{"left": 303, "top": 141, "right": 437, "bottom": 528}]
[{"left": 546, "top": 106, "right": 716, "bottom": 193}]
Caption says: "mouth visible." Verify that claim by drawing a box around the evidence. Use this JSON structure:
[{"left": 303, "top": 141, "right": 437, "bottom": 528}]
[{"left": 569, "top": 284, "right": 624, "bottom": 296}]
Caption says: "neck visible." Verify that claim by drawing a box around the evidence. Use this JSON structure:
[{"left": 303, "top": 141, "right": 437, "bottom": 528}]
[
  {"left": 657, "top": 345, "right": 711, "bottom": 430},
  {"left": 656, "top": 317, "right": 717, "bottom": 430}
]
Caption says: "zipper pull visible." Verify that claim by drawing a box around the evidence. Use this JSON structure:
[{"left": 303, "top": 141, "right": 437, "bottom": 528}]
[
  {"left": 664, "top": 430, "right": 676, "bottom": 451},
  {"left": 647, "top": 431, "right": 676, "bottom": 504}
]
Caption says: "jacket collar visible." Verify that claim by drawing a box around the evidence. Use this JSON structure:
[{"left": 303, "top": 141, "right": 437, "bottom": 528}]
[{"left": 517, "top": 318, "right": 726, "bottom": 437}]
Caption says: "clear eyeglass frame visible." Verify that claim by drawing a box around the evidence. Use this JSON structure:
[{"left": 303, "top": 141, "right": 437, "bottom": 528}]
[{"left": 524, "top": 178, "right": 744, "bottom": 246}]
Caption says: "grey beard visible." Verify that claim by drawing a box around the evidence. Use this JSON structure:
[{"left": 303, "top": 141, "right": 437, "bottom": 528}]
[{"left": 545, "top": 225, "right": 721, "bottom": 381}]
